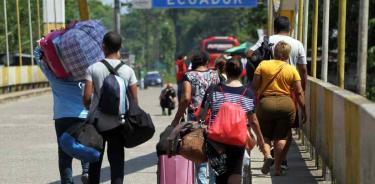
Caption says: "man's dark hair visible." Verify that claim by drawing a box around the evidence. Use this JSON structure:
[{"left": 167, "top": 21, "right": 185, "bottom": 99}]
[
  {"left": 225, "top": 57, "right": 243, "bottom": 78},
  {"left": 103, "top": 31, "right": 122, "bottom": 53},
  {"left": 190, "top": 51, "right": 209, "bottom": 69},
  {"left": 274, "top": 16, "right": 290, "bottom": 33}
]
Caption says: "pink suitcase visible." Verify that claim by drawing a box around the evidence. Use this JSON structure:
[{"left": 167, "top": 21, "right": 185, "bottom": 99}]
[
  {"left": 39, "top": 30, "right": 70, "bottom": 78},
  {"left": 159, "top": 155, "right": 194, "bottom": 184}
]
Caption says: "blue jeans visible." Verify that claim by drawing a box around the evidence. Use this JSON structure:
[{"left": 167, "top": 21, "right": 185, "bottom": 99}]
[
  {"left": 195, "top": 162, "right": 216, "bottom": 184},
  {"left": 55, "top": 118, "right": 89, "bottom": 184},
  {"left": 188, "top": 113, "right": 216, "bottom": 184}
]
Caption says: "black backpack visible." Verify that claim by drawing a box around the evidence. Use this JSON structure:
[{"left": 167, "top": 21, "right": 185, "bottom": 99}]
[
  {"left": 98, "top": 60, "right": 127, "bottom": 116},
  {"left": 246, "top": 36, "right": 274, "bottom": 81}
]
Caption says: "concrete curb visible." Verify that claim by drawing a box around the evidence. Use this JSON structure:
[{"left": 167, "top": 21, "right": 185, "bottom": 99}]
[{"left": 0, "top": 88, "right": 51, "bottom": 104}]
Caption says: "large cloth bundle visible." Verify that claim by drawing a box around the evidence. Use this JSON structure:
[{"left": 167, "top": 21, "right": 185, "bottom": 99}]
[
  {"left": 58, "top": 20, "right": 107, "bottom": 80},
  {"left": 39, "top": 30, "right": 70, "bottom": 78}
]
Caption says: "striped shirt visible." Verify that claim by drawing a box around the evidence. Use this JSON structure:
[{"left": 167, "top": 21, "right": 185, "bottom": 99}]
[{"left": 202, "top": 84, "right": 256, "bottom": 124}]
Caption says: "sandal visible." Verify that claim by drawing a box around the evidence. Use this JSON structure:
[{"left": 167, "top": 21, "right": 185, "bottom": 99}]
[{"left": 261, "top": 157, "right": 274, "bottom": 174}]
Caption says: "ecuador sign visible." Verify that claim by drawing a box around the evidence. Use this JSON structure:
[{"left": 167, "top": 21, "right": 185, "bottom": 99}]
[{"left": 131, "top": 0, "right": 257, "bottom": 9}]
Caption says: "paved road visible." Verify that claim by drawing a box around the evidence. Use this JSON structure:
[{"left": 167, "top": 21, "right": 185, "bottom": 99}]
[{"left": 0, "top": 87, "right": 327, "bottom": 184}]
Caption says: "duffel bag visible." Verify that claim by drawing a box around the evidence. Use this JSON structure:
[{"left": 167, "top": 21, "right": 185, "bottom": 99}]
[
  {"left": 39, "top": 29, "right": 70, "bottom": 78},
  {"left": 59, "top": 122, "right": 103, "bottom": 163},
  {"left": 122, "top": 90, "right": 155, "bottom": 148},
  {"left": 58, "top": 20, "right": 107, "bottom": 80}
]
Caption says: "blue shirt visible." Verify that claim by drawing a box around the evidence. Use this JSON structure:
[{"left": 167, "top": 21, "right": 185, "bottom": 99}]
[{"left": 34, "top": 49, "right": 87, "bottom": 120}]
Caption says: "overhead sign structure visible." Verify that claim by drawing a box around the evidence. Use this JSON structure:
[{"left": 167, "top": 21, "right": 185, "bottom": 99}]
[{"left": 130, "top": 0, "right": 257, "bottom": 9}]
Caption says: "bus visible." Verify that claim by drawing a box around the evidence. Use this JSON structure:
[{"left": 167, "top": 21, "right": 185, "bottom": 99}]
[{"left": 201, "top": 36, "right": 240, "bottom": 69}]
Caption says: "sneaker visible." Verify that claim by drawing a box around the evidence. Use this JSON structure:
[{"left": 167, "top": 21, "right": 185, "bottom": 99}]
[
  {"left": 261, "top": 157, "right": 274, "bottom": 174},
  {"left": 281, "top": 160, "right": 289, "bottom": 170},
  {"left": 81, "top": 174, "right": 89, "bottom": 184}
]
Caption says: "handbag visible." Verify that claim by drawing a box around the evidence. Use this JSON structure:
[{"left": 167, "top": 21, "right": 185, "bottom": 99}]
[
  {"left": 121, "top": 90, "right": 155, "bottom": 148},
  {"left": 156, "top": 125, "right": 174, "bottom": 156}
]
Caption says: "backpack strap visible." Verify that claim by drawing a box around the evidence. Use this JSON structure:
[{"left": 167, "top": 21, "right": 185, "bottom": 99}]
[{"left": 101, "top": 59, "right": 125, "bottom": 76}]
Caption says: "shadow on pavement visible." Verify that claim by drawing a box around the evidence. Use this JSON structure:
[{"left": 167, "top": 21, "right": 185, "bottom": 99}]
[{"left": 48, "top": 152, "right": 157, "bottom": 184}]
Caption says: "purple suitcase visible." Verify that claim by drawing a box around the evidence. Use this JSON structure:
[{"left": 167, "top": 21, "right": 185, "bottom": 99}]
[{"left": 159, "top": 155, "right": 194, "bottom": 184}]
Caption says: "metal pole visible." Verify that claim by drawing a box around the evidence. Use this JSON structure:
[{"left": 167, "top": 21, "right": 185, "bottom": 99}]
[
  {"left": 3, "top": 0, "right": 10, "bottom": 66},
  {"left": 16, "top": 0, "right": 23, "bottom": 66},
  {"left": 298, "top": 0, "right": 304, "bottom": 42},
  {"left": 321, "top": 0, "right": 330, "bottom": 82},
  {"left": 78, "top": 0, "right": 90, "bottom": 20},
  {"left": 303, "top": 0, "right": 309, "bottom": 50},
  {"left": 311, "top": 0, "right": 318, "bottom": 77},
  {"left": 37, "top": 0, "right": 41, "bottom": 38},
  {"left": 338, "top": 0, "right": 347, "bottom": 88},
  {"left": 114, "top": 0, "right": 121, "bottom": 34},
  {"left": 28, "top": 0, "right": 34, "bottom": 65},
  {"left": 357, "top": 0, "right": 369, "bottom": 95},
  {"left": 53, "top": 0, "right": 57, "bottom": 29},
  {"left": 268, "top": 0, "right": 273, "bottom": 36}
]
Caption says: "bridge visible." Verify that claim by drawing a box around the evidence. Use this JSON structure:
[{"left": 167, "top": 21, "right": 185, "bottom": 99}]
[{"left": 0, "top": 0, "right": 374, "bottom": 184}]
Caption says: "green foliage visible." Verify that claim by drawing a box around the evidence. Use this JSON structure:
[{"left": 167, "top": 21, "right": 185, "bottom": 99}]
[{"left": 0, "top": 0, "right": 43, "bottom": 54}]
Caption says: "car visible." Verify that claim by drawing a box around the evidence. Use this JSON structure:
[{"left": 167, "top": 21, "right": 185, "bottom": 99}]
[{"left": 144, "top": 71, "right": 163, "bottom": 88}]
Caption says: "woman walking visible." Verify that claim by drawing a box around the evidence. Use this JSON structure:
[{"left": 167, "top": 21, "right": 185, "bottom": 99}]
[
  {"left": 252, "top": 41, "right": 306, "bottom": 176},
  {"left": 201, "top": 57, "right": 265, "bottom": 184},
  {"left": 171, "top": 51, "right": 220, "bottom": 184}
]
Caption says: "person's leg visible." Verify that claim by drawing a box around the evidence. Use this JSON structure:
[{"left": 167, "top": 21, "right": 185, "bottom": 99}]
[
  {"left": 274, "top": 139, "right": 287, "bottom": 175},
  {"left": 195, "top": 162, "right": 208, "bottom": 184},
  {"left": 55, "top": 119, "right": 77, "bottom": 184},
  {"left": 104, "top": 127, "right": 125, "bottom": 184},
  {"left": 162, "top": 107, "right": 166, "bottom": 115},
  {"left": 80, "top": 161, "right": 89, "bottom": 183},
  {"left": 227, "top": 174, "right": 241, "bottom": 184},
  {"left": 168, "top": 108, "right": 172, "bottom": 116},
  {"left": 88, "top": 142, "right": 105, "bottom": 184}
]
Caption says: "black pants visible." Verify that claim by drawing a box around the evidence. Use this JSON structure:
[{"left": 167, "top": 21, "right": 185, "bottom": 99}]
[
  {"left": 162, "top": 107, "right": 172, "bottom": 115},
  {"left": 89, "top": 126, "right": 124, "bottom": 184}
]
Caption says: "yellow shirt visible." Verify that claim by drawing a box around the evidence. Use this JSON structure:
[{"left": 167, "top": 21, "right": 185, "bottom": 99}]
[{"left": 254, "top": 60, "right": 301, "bottom": 96}]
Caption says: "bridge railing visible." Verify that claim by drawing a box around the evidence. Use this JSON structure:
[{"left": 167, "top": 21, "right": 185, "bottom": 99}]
[
  {"left": 0, "top": 66, "right": 47, "bottom": 94},
  {"left": 305, "top": 76, "right": 375, "bottom": 184}
]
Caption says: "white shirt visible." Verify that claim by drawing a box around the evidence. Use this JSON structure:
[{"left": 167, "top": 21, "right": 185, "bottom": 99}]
[{"left": 250, "top": 34, "right": 307, "bottom": 67}]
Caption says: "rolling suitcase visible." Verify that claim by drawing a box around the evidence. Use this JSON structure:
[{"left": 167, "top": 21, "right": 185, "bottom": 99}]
[{"left": 158, "top": 155, "right": 194, "bottom": 184}]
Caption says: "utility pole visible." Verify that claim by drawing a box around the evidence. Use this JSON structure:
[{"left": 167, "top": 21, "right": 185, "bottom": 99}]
[
  {"left": 268, "top": 0, "right": 273, "bottom": 36},
  {"left": 321, "top": 0, "right": 330, "bottom": 82},
  {"left": 114, "top": 0, "right": 121, "bottom": 33},
  {"left": 357, "top": 0, "right": 369, "bottom": 96}
]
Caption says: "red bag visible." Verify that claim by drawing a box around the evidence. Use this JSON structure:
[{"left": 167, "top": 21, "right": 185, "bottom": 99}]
[
  {"left": 39, "top": 30, "right": 70, "bottom": 78},
  {"left": 208, "top": 87, "right": 248, "bottom": 147}
]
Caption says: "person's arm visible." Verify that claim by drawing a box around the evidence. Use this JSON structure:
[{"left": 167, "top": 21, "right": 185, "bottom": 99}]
[
  {"left": 246, "top": 37, "right": 263, "bottom": 58},
  {"left": 297, "top": 64, "right": 307, "bottom": 91},
  {"left": 128, "top": 84, "right": 138, "bottom": 104},
  {"left": 252, "top": 74, "right": 262, "bottom": 92},
  {"left": 171, "top": 81, "right": 191, "bottom": 126},
  {"left": 83, "top": 80, "right": 93, "bottom": 110},
  {"left": 247, "top": 113, "right": 265, "bottom": 153},
  {"left": 293, "top": 80, "right": 307, "bottom": 124},
  {"left": 297, "top": 42, "right": 308, "bottom": 91}
]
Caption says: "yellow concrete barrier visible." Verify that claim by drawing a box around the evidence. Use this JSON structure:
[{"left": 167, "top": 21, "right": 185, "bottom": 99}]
[
  {"left": 0, "top": 66, "right": 46, "bottom": 87},
  {"left": 306, "top": 77, "right": 375, "bottom": 184}
]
